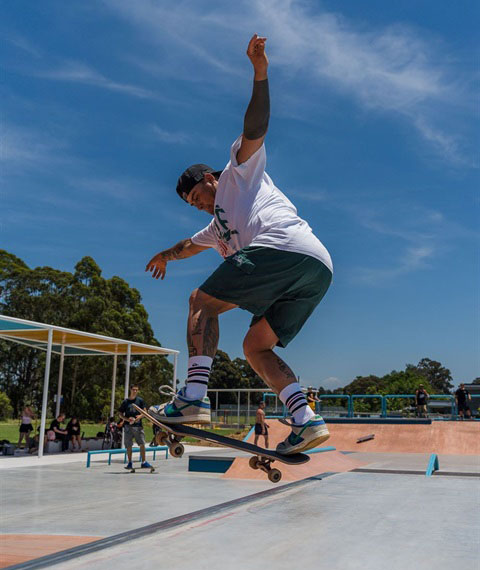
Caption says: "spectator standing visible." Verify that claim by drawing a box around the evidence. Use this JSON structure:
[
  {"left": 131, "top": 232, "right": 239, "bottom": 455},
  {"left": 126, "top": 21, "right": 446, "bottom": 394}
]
[
  {"left": 119, "top": 385, "right": 153, "bottom": 470},
  {"left": 18, "top": 404, "right": 35, "bottom": 448},
  {"left": 306, "top": 388, "right": 320, "bottom": 412},
  {"left": 67, "top": 417, "right": 82, "bottom": 451},
  {"left": 254, "top": 401, "right": 269, "bottom": 448},
  {"left": 415, "top": 385, "right": 429, "bottom": 418},
  {"left": 49, "top": 414, "right": 69, "bottom": 452},
  {"left": 455, "top": 383, "right": 472, "bottom": 419}
]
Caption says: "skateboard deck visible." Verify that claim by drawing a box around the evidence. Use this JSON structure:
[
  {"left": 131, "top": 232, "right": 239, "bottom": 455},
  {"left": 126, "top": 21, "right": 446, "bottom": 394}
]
[{"left": 133, "top": 404, "right": 309, "bottom": 483}]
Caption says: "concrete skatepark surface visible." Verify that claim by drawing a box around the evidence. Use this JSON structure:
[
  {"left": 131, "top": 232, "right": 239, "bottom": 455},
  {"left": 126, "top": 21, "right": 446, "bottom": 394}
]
[{"left": 0, "top": 421, "right": 478, "bottom": 569}]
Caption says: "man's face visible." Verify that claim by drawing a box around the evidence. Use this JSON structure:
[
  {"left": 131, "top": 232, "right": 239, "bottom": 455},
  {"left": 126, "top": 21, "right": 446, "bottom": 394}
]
[
  {"left": 130, "top": 387, "right": 139, "bottom": 397},
  {"left": 186, "top": 175, "right": 217, "bottom": 215}
]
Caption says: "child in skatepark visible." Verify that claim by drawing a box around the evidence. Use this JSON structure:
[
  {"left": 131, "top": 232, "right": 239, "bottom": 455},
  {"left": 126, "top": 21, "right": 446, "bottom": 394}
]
[{"left": 146, "top": 34, "right": 332, "bottom": 455}]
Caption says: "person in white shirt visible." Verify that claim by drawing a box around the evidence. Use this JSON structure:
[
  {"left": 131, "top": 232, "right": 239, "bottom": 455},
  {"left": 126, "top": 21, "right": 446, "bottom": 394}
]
[{"left": 147, "top": 35, "right": 331, "bottom": 454}]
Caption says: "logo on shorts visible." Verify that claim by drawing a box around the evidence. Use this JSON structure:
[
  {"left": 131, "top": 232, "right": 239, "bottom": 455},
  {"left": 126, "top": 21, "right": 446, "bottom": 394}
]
[{"left": 232, "top": 254, "right": 245, "bottom": 265}]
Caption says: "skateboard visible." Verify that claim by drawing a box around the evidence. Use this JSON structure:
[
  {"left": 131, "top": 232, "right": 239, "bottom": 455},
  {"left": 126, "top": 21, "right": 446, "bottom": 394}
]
[
  {"left": 133, "top": 404, "right": 309, "bottom": 483},
  {"left": 124, "top": 463, "right": 155, "bottom": 474}
]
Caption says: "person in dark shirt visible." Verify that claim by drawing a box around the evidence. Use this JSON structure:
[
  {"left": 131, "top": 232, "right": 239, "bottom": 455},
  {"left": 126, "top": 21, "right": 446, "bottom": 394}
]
[
  {"left": 455, "top": 384, "right": 472, "bottom": 419},
  {"left": 67, "top": 417, "right": 82, "bottom": 451},
  {"left": 415, "top": 385, "right": 429, "bottom": 418},
  {"left": 49, "top": 414, "right": 69, "bottom": 451},
  {"left": 119, "top": 385, "right": 153, "bottom": 470}
]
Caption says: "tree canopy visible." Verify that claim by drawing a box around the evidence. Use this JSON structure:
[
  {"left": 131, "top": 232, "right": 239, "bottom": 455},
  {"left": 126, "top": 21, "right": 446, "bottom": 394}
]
[{"left": 0, "top": 250, "right": 172, "bottom": 420}]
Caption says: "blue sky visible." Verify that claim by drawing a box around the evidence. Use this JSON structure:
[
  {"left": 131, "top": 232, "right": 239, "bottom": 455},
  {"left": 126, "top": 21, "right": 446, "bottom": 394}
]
[{"left": 2, "top": 0, "right": 479, "bottom": 389}]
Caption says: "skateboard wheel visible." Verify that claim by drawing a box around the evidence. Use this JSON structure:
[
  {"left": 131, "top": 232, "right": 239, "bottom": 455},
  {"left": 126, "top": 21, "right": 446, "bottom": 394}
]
[
  {"left": 249, "top": 456, "right": 260, "bottom": 470},
  {"left": 268, "top": 468, "right": 282, "bottom": 483},
  {"left": 170, "top": 443, "right": 184, "bottom": 458}
]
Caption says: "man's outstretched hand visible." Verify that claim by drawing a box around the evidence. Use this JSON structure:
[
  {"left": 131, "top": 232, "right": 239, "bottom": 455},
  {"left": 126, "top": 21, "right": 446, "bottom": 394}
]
[
  {"left": 146, "top": 253, "right": 167, "bottom": 280},
  {"left": 247, "top": 34, "right": 268, "bottom": 79}
]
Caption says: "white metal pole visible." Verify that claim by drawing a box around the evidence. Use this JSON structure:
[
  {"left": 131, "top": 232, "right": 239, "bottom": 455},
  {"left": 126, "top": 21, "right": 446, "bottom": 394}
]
[
  {"left": 173, "top": 353, "right": 178, "bottom": 392},
  {"left": 110, "top": 354, "right": 118, "bottom": 418},
  {"left": 55, "top": 344, "right": 65, "bottom": 418},
  {"left": 124, "top": 345, "right": 131, "bottom": 399},
  {"left": 237, "top": 390, "right": 240, "bottom": 428},
  {"left": 122, "top": 345, "right": 132, "bottom": 449},
  {"left": 247, "top": 390, "right": 250, "bottom": 425},
  {"left": 38, "top": 328, "right": 53, "bottom": 458}
]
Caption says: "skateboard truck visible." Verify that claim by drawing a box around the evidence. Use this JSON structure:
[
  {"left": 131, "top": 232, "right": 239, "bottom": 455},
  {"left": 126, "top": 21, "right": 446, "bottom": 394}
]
[
  {"left": 157, "top": 432, "right": 185, "bottom": 458},
  {"left": 249, "top": 456, "right": 282, "bottom": 483}
]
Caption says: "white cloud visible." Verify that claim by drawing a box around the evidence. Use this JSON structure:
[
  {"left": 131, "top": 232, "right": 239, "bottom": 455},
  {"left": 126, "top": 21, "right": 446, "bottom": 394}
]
[
  {"left": 104, "top": 0, "right": 473, "bottom": 164},
  {"left": 4, "top": 33, "right": 43, "bottom": 58},
  {"left": 287, "top": 189, "right": 329, "bottom": 202},
  {"left": 36, "top": 61, "right": 157, "bottom": 100},
  {"left": 341, "top": 200, "right": 478, "bottom": 284},
  {"left": 73, "top": 177, "right": 144, "bottom": 201},
  {"left": 0, "top": 124, "right": 70, "bottom": 169},
  {"left": 152, "top": 125, "right": 190, "bottom": 144},
  {"left": 321, "top": 376, "right": 343, "bottom": 389}
]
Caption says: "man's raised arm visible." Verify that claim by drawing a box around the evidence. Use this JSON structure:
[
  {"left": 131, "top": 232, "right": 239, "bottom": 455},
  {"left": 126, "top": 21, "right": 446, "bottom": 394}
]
[
  {"left": 236, "top": 34, "right": 270, "bottom": 165},
  {"left": 146, "top": 239, "right": 209, "bottom": 280}
]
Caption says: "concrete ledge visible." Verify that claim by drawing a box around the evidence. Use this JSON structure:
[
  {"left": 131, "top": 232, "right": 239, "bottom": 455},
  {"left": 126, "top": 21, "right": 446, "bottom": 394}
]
[{"left": 189, "top": 455, "right": 235, "bottom": 473}]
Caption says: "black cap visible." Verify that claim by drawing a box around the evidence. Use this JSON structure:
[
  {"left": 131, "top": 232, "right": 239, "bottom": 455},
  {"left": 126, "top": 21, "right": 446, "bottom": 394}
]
[{"left": 176, "top": 164, "right": 222, "bottom": 202}]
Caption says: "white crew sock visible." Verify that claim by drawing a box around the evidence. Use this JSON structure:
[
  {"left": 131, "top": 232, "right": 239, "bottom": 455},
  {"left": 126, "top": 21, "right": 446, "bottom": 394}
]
[
  {"left": 184, "top": 356, "right": 213, "bottom": 400},
  {"left": 279, "top": 383, "right": 315, "bottom": 425}
]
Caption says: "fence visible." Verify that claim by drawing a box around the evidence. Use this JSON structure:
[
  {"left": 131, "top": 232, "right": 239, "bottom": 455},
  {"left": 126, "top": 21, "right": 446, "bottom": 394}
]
[{"left": 205, "top": 389, "right": 477, "bottom": 427}]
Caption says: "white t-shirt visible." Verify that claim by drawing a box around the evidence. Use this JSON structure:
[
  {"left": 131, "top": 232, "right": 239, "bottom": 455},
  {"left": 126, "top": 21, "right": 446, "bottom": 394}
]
[{"left": 191, "top": 136, "right": 333, "bottom": 273}]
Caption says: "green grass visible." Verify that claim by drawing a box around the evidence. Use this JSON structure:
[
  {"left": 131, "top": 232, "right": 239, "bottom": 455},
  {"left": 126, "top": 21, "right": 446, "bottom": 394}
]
[{"left": 0, "top": 420, "right": 248, "bottom": 446}]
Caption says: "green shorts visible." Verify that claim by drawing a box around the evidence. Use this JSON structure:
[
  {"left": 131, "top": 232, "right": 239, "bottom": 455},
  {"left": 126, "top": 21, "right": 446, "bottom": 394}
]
[{"left": 199, "top": 246, "right": 332, "bottom": 347}]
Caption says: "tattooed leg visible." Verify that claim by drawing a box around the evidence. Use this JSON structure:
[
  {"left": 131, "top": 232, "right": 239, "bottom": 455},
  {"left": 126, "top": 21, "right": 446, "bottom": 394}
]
[
  {"left": 187, "top": 289, "right": 237, "bottom": 358},
  {"left": 242, "top": 317, "right": 298, "bottom": 394}
]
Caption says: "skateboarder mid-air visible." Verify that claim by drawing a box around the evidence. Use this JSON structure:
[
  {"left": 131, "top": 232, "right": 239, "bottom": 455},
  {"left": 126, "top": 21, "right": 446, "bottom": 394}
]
[{"left": 146, "top": 34, "right": 333, "bottom": 455}]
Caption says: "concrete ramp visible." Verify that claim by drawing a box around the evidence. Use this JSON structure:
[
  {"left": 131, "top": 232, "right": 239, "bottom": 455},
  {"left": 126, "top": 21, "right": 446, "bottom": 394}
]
[
  {"left": 325, "top": 421, "right": 480, "bottom": 454},
  {"left": 243, "top": 419, "right": 479, "bottom": 455}
]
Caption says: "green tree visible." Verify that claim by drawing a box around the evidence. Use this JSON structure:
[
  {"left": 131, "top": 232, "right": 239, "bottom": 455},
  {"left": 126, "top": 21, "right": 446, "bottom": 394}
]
[
  {"left": 0, "top": 391, "right": 14, "bottom": 420},
  {"left": 209, "top": 350, "right": 242, "bottom": 406},
  {"left": 0, "top": 250, "right": 172, "bottom": 420},
  {"left": 407, "top": 358, "right": 453, "bottom": 394}
]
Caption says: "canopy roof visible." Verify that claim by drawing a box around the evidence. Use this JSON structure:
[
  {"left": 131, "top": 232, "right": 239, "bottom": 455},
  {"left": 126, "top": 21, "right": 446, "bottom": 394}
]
[{"left": 0, "top": 315, "right": 178, "bottom": 357}]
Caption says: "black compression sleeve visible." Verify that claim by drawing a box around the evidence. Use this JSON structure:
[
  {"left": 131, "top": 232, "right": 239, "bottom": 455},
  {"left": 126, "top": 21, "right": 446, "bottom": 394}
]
[{"left": 243, "top": 78, "right": 270, "bottom": 140}]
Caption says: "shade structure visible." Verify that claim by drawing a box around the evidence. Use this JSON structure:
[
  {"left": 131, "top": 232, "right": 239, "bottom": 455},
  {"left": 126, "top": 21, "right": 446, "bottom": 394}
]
[
  {"left": 0, "top": 314, "right": 179, "bottom": 457},
  {"left": 0, "top": 315, "right": 177, "bottom": 357}
]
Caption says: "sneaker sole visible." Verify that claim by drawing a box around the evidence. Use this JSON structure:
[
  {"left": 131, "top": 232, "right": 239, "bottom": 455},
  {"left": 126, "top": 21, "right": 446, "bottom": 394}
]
[
  {"left": 278, "top": 431, "right": 331, "bottom": 455},
  {"left": 299, "top": 432, "right": 330, "bottom": 452}
]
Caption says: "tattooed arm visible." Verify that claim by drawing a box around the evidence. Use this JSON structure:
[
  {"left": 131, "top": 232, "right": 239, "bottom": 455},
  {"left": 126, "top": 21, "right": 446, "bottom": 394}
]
[
  {"left": 236, "top": 34, "right": 270, "bottom": 165},
  {"left": 146, "top": 239, "right": 209, "bottom": 280}
]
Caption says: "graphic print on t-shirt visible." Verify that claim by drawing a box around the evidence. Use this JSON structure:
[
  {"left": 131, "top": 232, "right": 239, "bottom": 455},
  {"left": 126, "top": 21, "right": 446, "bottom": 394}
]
[{"left": 213, "top": 205, "right": 238, "bottom": 257}]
